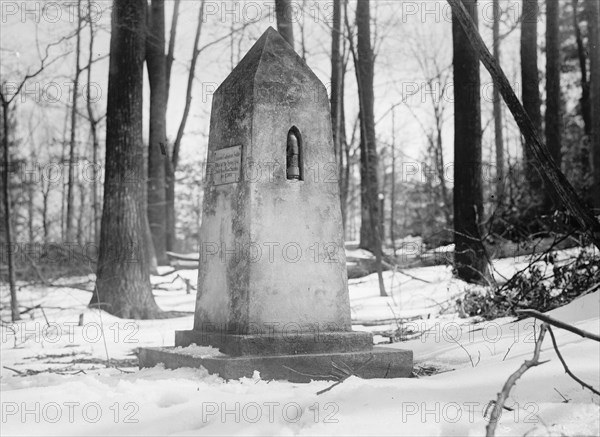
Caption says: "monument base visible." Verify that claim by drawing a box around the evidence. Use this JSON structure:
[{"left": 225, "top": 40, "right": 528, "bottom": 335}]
[
  {"left": 175, "top": 329, "right": 374, "bottom": 356},
  {"left": 138, "top": 346, "right": 413, "bottom": 383}
]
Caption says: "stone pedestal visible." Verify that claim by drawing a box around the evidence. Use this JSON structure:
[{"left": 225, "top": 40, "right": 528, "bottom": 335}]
[
  {"left": 139, "top": 346, "right": 412, "bottom": 383},
  {"left": 138, "top": 27, "right": 413, "bottom": 381}
]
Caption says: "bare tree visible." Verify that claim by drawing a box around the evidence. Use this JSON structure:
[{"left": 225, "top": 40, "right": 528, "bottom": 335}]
[
  {"left": 165, "top": 0, "right": 180, "bottom": 106},
  {"left": 167, "top": 0, "right": 206, "bottom": 251},
  {"left": 521, "top": 0, "right": 543, "bottom": 202},
  {"left": 350, "top": 0, "right": 386, "bottom": 296},
  {"left": 492, "top": 0, "right": 504, "bottom": 203},
  {"left": 545, "top": 0, "right": 561, "bottom": 211},
  {"left": 66, "top": 0, "right": 83, "bottom": 242},
  {"left": 589, "top": 0, "right": 600, "bottom": 209},
  {"left": 0, "top": 37, "right": 69, "bottom": 321},
  {"left": 1, "top": 98, "right": 20, "bottom": 321},
  {"left": 86, "top": 0, "right": 101, "bottom": 242},
  {"left": 92, "top": 0, "right": 160, "bottom": 318},
  {"left": 275, "top": 0, "right": 294, "bottom": 48},
  {"left": 451, "top": 0, "right": 489, "bottom": 284},
  {"left": 572, "top": 0, "right": 591, "bottom": 138},
  {"left": 146, "top": 0, "right": 168, "bottom": 264},
  {"left": 331, "top": 0, "right": 349, "bottom": 232}
]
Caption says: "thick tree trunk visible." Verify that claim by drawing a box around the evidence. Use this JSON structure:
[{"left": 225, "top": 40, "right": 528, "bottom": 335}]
[
  {"left": 66, "top": 0, "right": 82, "bottom": 242},
  {"left": 589, "top": 0, "right": 600, "bottom": 209},
  {"left": 146, "top": 0, "right": 168, "bottom": 265},
  {"left": 447, "top": 0, "right": 600, "bottom": 249},
  {"left": 451, "top": 0, "right": 489, "bottom": 284},
  {"left": 275, "top": 0, "right": 294, "bottom": 48},
  {"left": 492, "top": 0, "right": 504, "bottom": 204},
  {"left": 545, "top": 0, "right": 561, "bottom": 211},
  {"left": 354, "top": 0, "right": 386, "bottom": 296},
  {"left": 2, "top": 101, "right": 20, "bottom": 321},
  {"left": 331, "top": 0, "right": 347, "bottom": 232},
  {"left": 92, "top": 0, "right": 160, "bottom": 319},
  {"left": 521, "top": 0, "right": 543, "bottom": 204}
]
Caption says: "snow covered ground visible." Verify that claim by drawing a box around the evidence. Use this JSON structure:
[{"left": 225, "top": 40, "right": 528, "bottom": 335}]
[{"left": 1, "top": 251, "right": 598, "bottom": 436}]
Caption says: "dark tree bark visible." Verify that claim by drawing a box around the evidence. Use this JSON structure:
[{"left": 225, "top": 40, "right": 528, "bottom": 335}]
[
  {"left": 451, "top": 0, "right": 489, "bottom": 284},
  {"left": 492, "top": 0, "right": 504, "bottom": 204},
  {"left": 353, "top": 0, "right": 386, "bottom": 296},
  {"left": 275, "top": 0, "right": 294, "bottom": 48},
  {"left": 355, "top": 1, "right": 379, "bottom": 253},
  {"left": 92, "top": 0, "right": 160, "bottom": 318},
  {"left": 521, "top": 0, "right": 543, "bottom": 199},
  {"left": 146, "top": 0, "right": 168, "bottom": 265},
  {"left": 590, "top": 0, "right": 600, "bottom": 209},
  {"left": 447, "top": 0, "right": 600, "bottom": 249},
  {"left": 165, "top": 0, "right": 180, "bottom": 106},
  {"left": 86, "top": 0, "right": 100, "bottom": 242},
  {"left": 390, "top": 106, "right": 397, "bottom": 253},
  {"left": 331, "top": 0, "right": 348, "bottom": 232},
  {"left": 1, "top": 101, "right": 20, "bottom": 321},
  {"left": 545, "top": 0, "right": 561, "bottom": 210},
  {"left": 66, "top": 0, "right": 83, "bottom": 242},
  {"left": 573, "top": 0, "right": 591, "bottom": 138}
]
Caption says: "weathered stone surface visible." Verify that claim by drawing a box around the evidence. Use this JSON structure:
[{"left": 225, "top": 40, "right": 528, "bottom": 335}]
[
  {"left": 139, "top": 346, "right": 413, "bottom": 383},
  {"left": 195, "top": 26, "right": 350, "bottom": 335},
  {"left": 175, "top": 330, "right": 373, "bottom": 356}
]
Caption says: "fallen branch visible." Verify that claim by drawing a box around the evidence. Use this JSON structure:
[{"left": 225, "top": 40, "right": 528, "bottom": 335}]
[
  {"left": 3, "top": 365, "right": 24, "bottom": 375},
  {"left": 547, "top": 326, "right": 599, "bottom": 396},
  {"left": 486, "top": 324, "right": 548, "bottom": 437},
  {"left": 516, "top": 309, "right": 600, "bottom": 342}
]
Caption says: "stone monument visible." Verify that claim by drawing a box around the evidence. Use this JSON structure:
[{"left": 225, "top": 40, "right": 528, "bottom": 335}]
[{"left": 139, "top": 27, "right": 412, "bottom": 382}]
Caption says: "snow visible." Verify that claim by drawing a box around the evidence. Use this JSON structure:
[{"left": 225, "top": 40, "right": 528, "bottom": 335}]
[{"left": 1, "top": 251, "right": 598, "bottom": 436}]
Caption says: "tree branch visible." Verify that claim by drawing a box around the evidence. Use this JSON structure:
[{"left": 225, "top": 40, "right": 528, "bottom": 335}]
[
  {"left": 516, "top": 309, "right": 600, "bottom": 342},
  {"left": 547, "top": 326, "right": 600, "bottom": 396},
  {"left": 486, "top": 324, "right": 548, "bottom": 437}
]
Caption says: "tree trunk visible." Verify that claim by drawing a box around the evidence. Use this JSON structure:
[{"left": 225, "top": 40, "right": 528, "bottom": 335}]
[
  {"left": 66, "top": 0, "right": 83, "bottom": 242},
  {"left": 146, "top": 0, "right": 168, "bottom": 265},
  {"left": 331, "top": 0, "right": 347, "bottom": 232},
  {"left": 86, "top": 0, "right": 100, "bottom": 243},
  {"left": 545, "top": 0, "right": 561, "bottom": 211},
  {"left": 275, "top": 0, "right": 294, "bottom": 48},
  {"left": 492, "top": 0, "right": 504, "bottom": 204},
  {"left": 573, "top": 0, "right": 591, "bottom": 138},
  {"left": 2, "top": 101, "right": 20, "bottom": 321},
  {"left": 390, "top": 106, "right": 396, "bottom": 253},
  {"left": 92, "top": 0, "right": 160, "bottom": 318},
  {"left": 521, "top": 0, "right": 543, "bottom": 202},
  {"left": 589, "top": 0, "right": 600, "bottom": 209},
  {"left": 354, "top": 0, "right": 386, "bottom": 296},
  {"left": 447, "top": 0, "right": 600, "bottom": 249},
  {"left": 77, "top": 183, "right": 86, "bottom": 244},
  {"left": 165, "top": 0, "right": 180, "bottom": 106},
  {"left": 451, "top": 0, "right": 489, "bottom": 284},
  {"left": 42, "top": 183, "right": 49, "bottom": 243}
]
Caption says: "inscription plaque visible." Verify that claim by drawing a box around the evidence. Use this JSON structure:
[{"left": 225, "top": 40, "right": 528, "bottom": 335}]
[{"left": 210, "top": 145, "right": 242, "bottom": 185}]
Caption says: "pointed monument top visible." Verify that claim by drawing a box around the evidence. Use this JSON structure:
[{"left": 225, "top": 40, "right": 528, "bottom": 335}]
[{"left": 215, "top": 26, "right": 325, "bottom": 97}]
